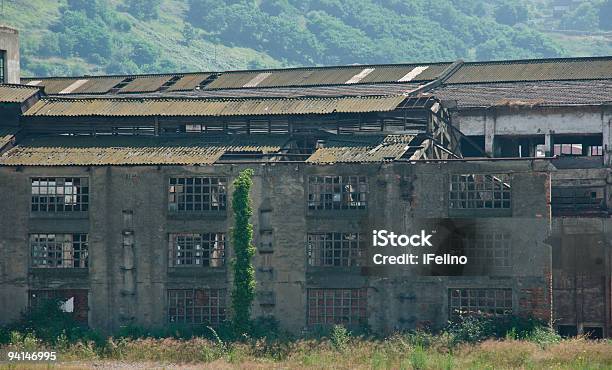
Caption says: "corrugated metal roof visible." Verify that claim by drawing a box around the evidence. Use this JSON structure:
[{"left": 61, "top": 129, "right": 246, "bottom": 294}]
[
  {"left": 433, "top": 79, "right": 612, "bottom": 108},
  {"left": 166, "top": 73, "right": 214, "bottom": 91},
  {"left": 23, "top": 78, "right": 75, "bottom": 94},
  {"left": 23, "top": 95, "right": 407, "bottom": 117},
  {"left": 68, "top": 77, "right": 125, "bottom": 94},
  {"left": 119, "top": 76, "right": 173, "bottom": 93},
  {"left": 306, "top": 134, "right": 416, "bottom": 163},
  {"left": 204, "top": 64, "right": 447, "bottom": 90},
  {"left": 0, "top": 135, "right": 289, "bottom": 166},
  {"left": 447, "top": 57, "right": 612, "bottom": 84},
  {"left": 0, "top": 84, "right": 40, "bottom": 103},
  {"left": 0, "top": 127, "right": 18, "bottom": 149}
]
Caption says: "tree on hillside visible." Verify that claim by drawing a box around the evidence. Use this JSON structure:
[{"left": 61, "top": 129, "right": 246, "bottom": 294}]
[
  {"left": 494, "top": 1, "right": 528, "bottom": 26},
  {"left": 560, "top": 2, "right": 598, "bottom": 31},
  {"left": 231, "top": 169, "right": 256, "bottom": 336},
  {"left": 124, "top": 0, "right": 162, "bottom": 20},
  {"left": 599, "top": 0, "right": 612, "bottom": 30}
]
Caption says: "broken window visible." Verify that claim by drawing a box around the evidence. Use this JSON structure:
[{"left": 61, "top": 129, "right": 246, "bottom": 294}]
[
  {"left": 449, "top": 174, "right": 511, "bottom": 209},
  {"left": 448, "top": 288, "right": 512, "bottom": 318},
  {"left": 31, "top": 177, "right": 89, "bottom": 212},
  {"left": 551, "top": 186, "right": 606, "bottom": 216},
  {"left": 307, "top": 288, "right": 367, "bottom": 327},
  {"left": 167, "top": 289, "right": 226, "bottom": 326},
  {"left": 308, "top": 176, "right": 368, "bottom": 210},
  {"left": 307, "top": 233, "right": 363, "bottom": 267},
  {"left": 453, "top": 233, "right": 511, "bottom": 268},
  {"left": 168, "top": 177, "right": 227, "bottom": 212},
  {"left": 30, "top": 233, "right": 88, "bottom": 268},
  {"left": 168, "top": 233, "right": 225, "bottom": 267},
  {"left": 29, "top": 289, "right": 88, "bottom": 323}
]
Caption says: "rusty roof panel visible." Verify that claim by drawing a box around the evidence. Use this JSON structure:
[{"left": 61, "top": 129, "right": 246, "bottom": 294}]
[
  {"left": 23, "top": 95, "right": 407, "bottom": 117},
  {"left": 119, "top": 76, "right": 174, "bottom": 93},
  {"left": 0, "top": 127, "right": 18, "bottom": 149},
  {"left": 0, "top": 135, "right": 289, "bottom": 166},
  {"left": 433, "top": 79, "right": 612, "bottom": 108},
  {"left": 0, "top": 84, "right": 40, "bottom": 103},
  {"left": 166, "top": 73, "right": 214, "bottom": 91},
  {"left": 204, "top": 73, "right": 259, "bottom": 89},
  {"left": 306, "top": 134, "right": 416, "bottom": 163},
  {"left": 23, "top": 79, "right": 75, "bottom": 94},
  {"left": 69, "top": 77, "right": 125, "bottom": 94},
  {"left": 447, "top": 57, "right": 612, "bottom": 84}
]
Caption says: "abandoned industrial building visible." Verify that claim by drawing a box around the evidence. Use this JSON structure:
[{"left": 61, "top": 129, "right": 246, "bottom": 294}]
[{"left": 0, "top": 26, "right": 611, "bottom": 338}]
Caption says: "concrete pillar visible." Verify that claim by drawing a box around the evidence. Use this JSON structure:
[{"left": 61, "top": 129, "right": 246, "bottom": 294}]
[
  {"left": 603, "top": 113, "right": 611, "bottom": 166},
  {"left": 545, "top": 132, "right": 553, "bottom": 157},
  {"left": 484, "top": 113, "right": 496, "bottom": 156}
]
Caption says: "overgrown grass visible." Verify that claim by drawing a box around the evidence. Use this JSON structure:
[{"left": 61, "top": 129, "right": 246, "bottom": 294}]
[
  {"left": 1, "top": 304, "right": 611, "bottom": 369},
  {"left": 2, "top": 333, "right": 612, "bottom": 369}
]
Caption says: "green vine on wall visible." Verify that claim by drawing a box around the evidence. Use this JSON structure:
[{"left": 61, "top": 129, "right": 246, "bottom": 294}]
[{"left": 231, "top": 168, "right": 256, "bottom": 336}]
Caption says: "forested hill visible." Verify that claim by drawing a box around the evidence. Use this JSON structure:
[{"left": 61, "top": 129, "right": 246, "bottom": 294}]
[{"left": 1, "top": 0, "right": 611, "bottom": 77}]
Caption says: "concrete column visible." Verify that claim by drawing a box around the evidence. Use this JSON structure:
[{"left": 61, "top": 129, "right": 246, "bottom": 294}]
[
  {"left": 545, "top": 132, "right": 553, "bottom": 157},
  {"left": 603, "top": 114, "right": 611, "bottom": 166},
  {"left": 484, "top": 113, "right": 496, "bottom": 156}
]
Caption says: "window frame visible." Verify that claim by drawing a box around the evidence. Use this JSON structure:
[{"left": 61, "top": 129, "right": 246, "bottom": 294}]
[
  {"left": 168, "top": 176, "right": 227, "bottom": 212},
  {"left": 449, "top": 174, "right": 511, "bottom": 210},
  {"left": 167, "top": 288, "right": 226, "bottom": 326},
  {"left": 307, "top": 232, "right": 363, "bottom": 267},
  {"left": 307, "top": 175, "right": 368, "bottom": 211},
  {"left": 307, "top": 288, "right": 367, "bottom": 327},
  {"left": 168, "top": 232, "right": 226, "bottom": 268},
  {"left": 30, "top": 177, "right": 89, "bottom": 213},
  {"left": 448, "top": 288, "right": 513, "bottom": 319},
  {"left": 30, "top": 233, "right": 89, "bottom": 269}
]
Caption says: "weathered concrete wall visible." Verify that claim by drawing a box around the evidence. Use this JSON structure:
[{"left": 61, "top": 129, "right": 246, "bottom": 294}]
[
  {"left": 0, "top": 161, "right": 553, "bottom": 334},
  {"left": 0, "top": 26, "right": 19, "bottom": 84}
]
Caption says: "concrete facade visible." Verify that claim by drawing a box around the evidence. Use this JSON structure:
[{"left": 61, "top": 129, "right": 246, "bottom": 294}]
[{"left": 0, "top": 160, "right": 553, "bottom": 335}]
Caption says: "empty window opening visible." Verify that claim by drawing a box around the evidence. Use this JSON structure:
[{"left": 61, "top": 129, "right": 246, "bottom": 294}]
[
  {"left": 590, "top": 145, "right": 603, "bottom": 156},
  {"left": 554, "top": 143, "right": 583, "bottom": 156},
  {"left": 584, "top": 327, "right": 604, "bottom": 339},
  {"left": 307, "top": 288, "right": 367, "bottom": 327},
  {"left": 168, "top": 177, "right": 227, "bottom": 212},
  {"left": 167, "top": 289, "right": 226, "bottom": 326},
  {"left": 449, "top": 288, "right": 512, "bottom": 319},
  {"left": 0, "top": 50, "right": 5, "bottom": 83},
  {"left": 29, "top": 289, "right": 89, "bottom": 323},
  {"left": 169, "top": 233, "right": 225, "bottom": 267},
  {"left": 307, "top": 233, "right": 363, "bottom": 267},
  {"left": 158, "top": 75, "right": 182, "bottom": 91},
  {"left": 31, "top": 177, "right": 89, "bottom": 212},
  {"left": 552, "top": 186, "right": 606, "bottom": 216},
  {"left": 308, "top": 176, "right": 368, "bottom": 210},
  {"left": 31, "top": 233, "right": 88, "bottom": 268},
  {"left": 449, "top": 174, "right": 511, "bottom": 209},
  {"left": 557, "top": 325, "right": 578, "bottom": 337}
]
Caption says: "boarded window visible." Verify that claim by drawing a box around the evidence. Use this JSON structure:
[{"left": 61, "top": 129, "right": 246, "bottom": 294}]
[
  {"left": 168, "top": 177, "right": 227, "bottom": 212},
  {"left": 29, "top": 289, "right": 88, "bottom": 323},
  {"left": 449, "top": 288, "right": 512, "bottom": 318},
  {"left": 30, "top": 233, "right": 88, "bottom": 268},
  {"left": 551, "top": 186, "right": 606, "bottom": 216},
  {"left": 307, "top": 288, "right": 367, "bottom": 327},
  {"left": 31, "top": 177, "right": 89, "bottom": 212},
  {"left": 449, "top": 174, "right": 511, "bottom": 209},
  {"left": 307, "top": 233, "right": 363, "bottom": 267},
  {"left": 168, "top": 233, "right": 225, "bottom": 267},
  {"left": 167, "top": 289, "right": 226, "bottom": 326},
  {"left": 308, "top": 176, "right": 367, "bottom": 210}
]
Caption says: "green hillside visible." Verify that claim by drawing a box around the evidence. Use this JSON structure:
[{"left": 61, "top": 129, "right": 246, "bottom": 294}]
[{"left": 0, "top": 0, "right": 610, "bottom": 77}]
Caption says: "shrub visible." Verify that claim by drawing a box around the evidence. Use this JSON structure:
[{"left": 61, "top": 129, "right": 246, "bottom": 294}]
[{"left": 330, "top": 325, "right": 350, "bottom": 351}]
